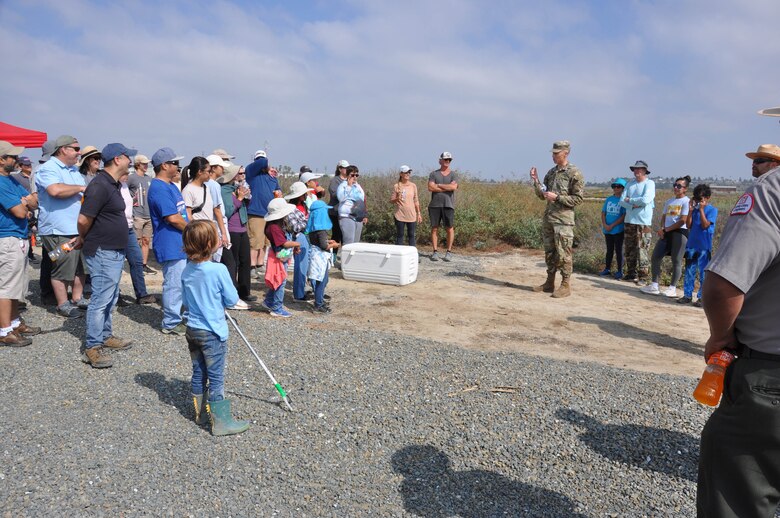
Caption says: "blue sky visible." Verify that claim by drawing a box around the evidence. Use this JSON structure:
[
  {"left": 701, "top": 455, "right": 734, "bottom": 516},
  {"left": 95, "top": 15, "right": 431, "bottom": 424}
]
[{"left": 2, "top": 0, "right": 779, "bottom": 181}]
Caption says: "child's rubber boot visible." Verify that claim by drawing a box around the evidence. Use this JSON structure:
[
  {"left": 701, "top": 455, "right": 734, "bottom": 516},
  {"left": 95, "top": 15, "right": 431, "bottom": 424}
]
[
  {"left": 193, "top": 393, "right": 209, "bottom": 426},
  {"left": 208, "top": 399, "right": 250, "bottom": 437}
]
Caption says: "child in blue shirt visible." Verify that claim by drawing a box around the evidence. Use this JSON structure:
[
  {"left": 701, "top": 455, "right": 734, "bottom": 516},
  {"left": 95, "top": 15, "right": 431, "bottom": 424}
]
[
  {"left": 306, "top": 195, "right": 340, "bottom": 313},
  {"left": 599, "top": 179, "right": 627, "bottom": 279},
  {"left": 679, "top": 184, "right": 718, "bottom": 306},
  {"left": 181, "top": 220, "right": 249, "bottom": 437}
]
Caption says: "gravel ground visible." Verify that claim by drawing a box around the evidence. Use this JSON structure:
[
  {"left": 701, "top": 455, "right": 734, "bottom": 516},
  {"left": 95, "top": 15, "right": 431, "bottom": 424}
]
[{"left": 1, "top": 253, "right": 714, "bottom": 516}]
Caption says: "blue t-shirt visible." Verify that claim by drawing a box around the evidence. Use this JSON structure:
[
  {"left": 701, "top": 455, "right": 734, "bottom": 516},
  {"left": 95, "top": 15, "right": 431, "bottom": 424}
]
[
  {"left": 245, "top": 157, "right": 280, "bottom": 216},
  {"left": 686, "top": 204, "right": 718, "bottom": 251},
  {"left": 0, "top": 175, "right": 29, "bottom": 238},
  {"left": 601, "top": 195, "right": 626, "bottom": 235},
  {"left": 148, "top": 179, "right": 188, "bottom": 263},
  {"left": 35, "top": 157, "right": 85, "bottom": 235},
  {"left": 181, "top": 261, "right": 238, "bottom": 341}
]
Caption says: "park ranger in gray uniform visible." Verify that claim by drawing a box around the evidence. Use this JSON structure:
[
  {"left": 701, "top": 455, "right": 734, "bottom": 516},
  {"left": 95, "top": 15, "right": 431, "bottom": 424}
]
[
  {"left": 697, "top": 143, "right": 780, "bottom": 517},
  {"left": 529, "top": 140, "right": 585, "bottom": 298}
]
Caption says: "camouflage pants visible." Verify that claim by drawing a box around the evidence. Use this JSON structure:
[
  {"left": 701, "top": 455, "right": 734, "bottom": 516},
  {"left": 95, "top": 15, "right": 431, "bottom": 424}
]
[
  {"left": 542, "top": 220, "right": 574, "bottom": 277},
  {"left": 623, "top": 223, "right": 652, "bottom": 279}
]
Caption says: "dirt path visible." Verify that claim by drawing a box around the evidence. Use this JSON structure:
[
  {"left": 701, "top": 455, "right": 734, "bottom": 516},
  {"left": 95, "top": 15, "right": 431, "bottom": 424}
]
[{"left": 321, "top": 250, "right": 708, "bottom": 378}]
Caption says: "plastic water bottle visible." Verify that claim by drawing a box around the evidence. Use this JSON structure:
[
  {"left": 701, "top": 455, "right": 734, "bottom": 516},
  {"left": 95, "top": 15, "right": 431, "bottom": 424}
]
[
  {"left": 48, "top": 242, "right": 73, "bottom": 262},
  {"left": 693, "top": 350, "right": 735, "bottom": 406}
]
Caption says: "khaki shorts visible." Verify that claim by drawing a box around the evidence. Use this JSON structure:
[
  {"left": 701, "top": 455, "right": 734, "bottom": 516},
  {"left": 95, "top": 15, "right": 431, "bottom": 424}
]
[
  {"left": 247, "top": 215, "right": 267, "bottom": 250},
  {"left": 133, "top": 217, "right": 153, "bottom": 240},
  {"left": 41, "top": 234, "right": 86, "bottom": 281},
  {"left": 0, "top": 237, "right": 29, "bottom": 300}
]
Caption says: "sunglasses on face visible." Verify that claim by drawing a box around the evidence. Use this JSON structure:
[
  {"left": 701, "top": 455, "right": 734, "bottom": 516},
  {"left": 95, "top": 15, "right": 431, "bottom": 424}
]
[
  {"left": 442, "top": 158, "right": 452, "bottom": 162},
  {"left": 753, "top": 158, "right": 774, "bottom": 165},
  {"left": 349, "top": 174, "right": 359, "bottom": 178},
  {"left": 166, "top": 160, "right": 180, "bottom": 167},
  {"left": 611, "top": 184, "right": 624, "bottom": 189},
  {"left": 673, "top": 183, "right": 685, "bottom": 189},
  {"left": 65, "top": 146, "right": 81, "bottom": 152}
]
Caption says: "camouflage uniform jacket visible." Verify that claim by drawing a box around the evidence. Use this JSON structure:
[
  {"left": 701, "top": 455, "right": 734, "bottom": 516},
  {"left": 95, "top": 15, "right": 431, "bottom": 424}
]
[{"left": 534, "top": 163, "right": 585, "bottom": 225}]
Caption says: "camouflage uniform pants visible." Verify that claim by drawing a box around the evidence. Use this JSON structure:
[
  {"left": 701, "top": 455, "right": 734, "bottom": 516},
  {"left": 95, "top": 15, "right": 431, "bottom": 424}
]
[
  {"left": 542, "top": 220, "right": 574, "bottom": 277},
  {"left": 623, "top": 223, "right": 652, "bottom": 279}
]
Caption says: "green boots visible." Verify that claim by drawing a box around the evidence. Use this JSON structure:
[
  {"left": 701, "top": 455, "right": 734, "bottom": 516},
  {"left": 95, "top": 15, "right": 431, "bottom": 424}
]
[
  {"left": 192, "top": 394, "right": 209, "bottom": 426},
  {"left": 207, "top": 399, "right": 250, "bottom": 437}
]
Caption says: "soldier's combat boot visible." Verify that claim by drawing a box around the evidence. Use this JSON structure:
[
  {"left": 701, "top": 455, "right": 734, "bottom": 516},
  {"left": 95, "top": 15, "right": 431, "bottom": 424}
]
[
  {"left": 533, "top": 273, "right": 556, "bottom": 293},
  {"left": 552, "top": 277, "right": 571, "bottom": 298}
]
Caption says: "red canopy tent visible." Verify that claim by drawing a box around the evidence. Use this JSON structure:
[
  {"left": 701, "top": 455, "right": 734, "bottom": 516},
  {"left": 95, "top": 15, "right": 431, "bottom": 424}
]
[{"left": 0, "top": 121, "right": 48, "bottom": 148}]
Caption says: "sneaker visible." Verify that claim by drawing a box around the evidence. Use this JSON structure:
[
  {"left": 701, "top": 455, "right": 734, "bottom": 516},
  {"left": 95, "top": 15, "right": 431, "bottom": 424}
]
[
  {"left": 244, "top": 295, "right": 258, "bottom": 302},
  {"left": 270, "top": 308, "right": 292, "bottom": 318},
  {"left": 136, "top": 294, "right": 157, "bottom": 304},
  {"left": 430, "top": 251, "right": 440, "bottom": 262},
  {"left": 693, "top": 299, "right": 703, "bottom": 308},
  {"left": 622, "top": 274, "right": 637, "bottom": 282},
  {"left": 635, "top": 278, "right": 650, "bottom": 287},
  {"left": 57, "top": 302, "right": 82, "bottom": 318},
  {"left": 72, "top": 298, "right": 89, "bottom": 310},
  {"left": 293, "top": 292, "right": 313, "bottom": 302},
  {"left": 116, "top": 297, "right": 132, "bottom": 307},
  {"left": 228, "top": 299, "right": 250, "bottom": 311},
  {"left": 81, "top": 346, "right": 113, "bottom": 368},
  {"left": 14, "top": 322, "right": 41, "bottom": 336},
  {"left": 161, "top": 323, "right": 186, "bottom": 336},
  {"left": 142, "top": 264, "right": 158, "bottom": 275},
  {"left": 663, "top": 286, "right": 678, "bottom": 298},
  {"left": 613, "top": 271, "right": 624, "bottom": 280},
  {"left": 324, "top": 294, "right": 331, "bottom": 300},
  {"left": 312, "top": 305, "right": 332, "bottom": 314},
  {"left": 677, "top": 296, "right": 692, "bottom": 304},
  {"left": 443, "top": 251, "right": 453, "bottom": 262},
  {"left": 598, "top": 268, "right": 611, "bottom": 276},
  {"left": 640, "top": 284, "right": 660, "bottom": 295},
  {"left": 104, "top": 336, "right": 133, "bottom": 350},
  {"left": 0, "top": 332, "right": 32, "bottom": 347}
]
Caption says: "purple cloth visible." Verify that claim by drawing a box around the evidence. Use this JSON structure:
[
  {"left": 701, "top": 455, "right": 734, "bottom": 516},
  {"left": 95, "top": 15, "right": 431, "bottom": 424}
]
[{"left": 227, "top": 196, "right": 246, "bottom": 233}]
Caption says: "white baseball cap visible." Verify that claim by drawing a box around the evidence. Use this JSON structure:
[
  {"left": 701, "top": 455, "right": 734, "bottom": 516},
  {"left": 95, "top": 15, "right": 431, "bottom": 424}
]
[
  {"left": 206, "top": 154, "right": 227, "bottom": 167},
  {"left": 400, "top": 165, "right": 412, "bottom": 173},
  {"left": 300, "top": 172, "right": 323, "bottom": 184},
  {"left": 254, "top": 149, "right": 267, "bottom": 159},
  {"left": 337, "top": 159, "right": 349, "bottom": 168}
]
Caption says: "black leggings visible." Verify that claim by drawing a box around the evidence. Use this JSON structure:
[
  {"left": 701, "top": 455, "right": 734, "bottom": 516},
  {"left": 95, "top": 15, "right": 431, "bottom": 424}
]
[
  {"left": 651, "top": 230, "right": 688, "bottom": 285},
  {"left": 604, "top": 232, "right": 624, "bottom": 271},
  {"left": 394, "top": 218, "right": 417, "bottom": 247}
]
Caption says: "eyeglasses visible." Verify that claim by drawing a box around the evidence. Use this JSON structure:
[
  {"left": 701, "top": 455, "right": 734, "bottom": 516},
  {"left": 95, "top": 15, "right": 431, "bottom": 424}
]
[
  {"left": 753, "top": 158, "right": 774, "bottom": 165},
  {"left": 65, "top": 146, "right": 81, "bottom": 152},
  {"left": 610, "top": 184, "right": 624, "bottom": 189},
  {"left": 673, "top": 183, "right": 685, "bottom": 189}
]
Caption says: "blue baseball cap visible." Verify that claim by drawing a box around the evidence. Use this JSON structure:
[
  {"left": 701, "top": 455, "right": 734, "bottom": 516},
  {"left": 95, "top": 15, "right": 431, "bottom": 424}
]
[
  {"left": 151, "top": 147, "right": 184, "bottom": 168},
  {"left": 101, "top": 143, "right": 137, "bottom": 163}
]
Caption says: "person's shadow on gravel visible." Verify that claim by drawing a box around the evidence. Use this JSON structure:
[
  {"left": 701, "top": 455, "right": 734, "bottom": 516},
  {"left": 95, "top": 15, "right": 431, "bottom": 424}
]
[
  {"left": 567, "top": 315, "right": 701, "bottom": 356},
  {"left": 444, "top": 271, "right": 534, "bottom": 292},
  {"left": 556, "top": 408, "right": 699, "bottom": 481},
  {"left": 117, "top": 302, "right": 162, "bottom": 330},
  {"left": 135, "top": 372, "right": 192, "bottom": 420},
  {"left": 391, "top": 445, "right": 585, "bottom": 517}
]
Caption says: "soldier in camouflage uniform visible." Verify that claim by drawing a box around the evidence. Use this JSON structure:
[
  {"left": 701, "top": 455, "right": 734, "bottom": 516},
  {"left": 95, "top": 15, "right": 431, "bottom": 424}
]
[{"left": 529, "top": 140, "right": 585, "bottom": 298}]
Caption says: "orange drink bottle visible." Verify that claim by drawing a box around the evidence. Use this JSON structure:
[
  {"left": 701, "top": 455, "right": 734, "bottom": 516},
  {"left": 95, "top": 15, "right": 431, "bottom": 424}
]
[{"left": 693, "top": 350, "right": 735, "bottom": 406}]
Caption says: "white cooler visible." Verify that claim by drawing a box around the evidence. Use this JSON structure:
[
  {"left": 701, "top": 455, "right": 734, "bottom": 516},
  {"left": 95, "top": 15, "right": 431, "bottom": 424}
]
[{"left": 340, "top": 243, "right": 418, "bottom": 286}]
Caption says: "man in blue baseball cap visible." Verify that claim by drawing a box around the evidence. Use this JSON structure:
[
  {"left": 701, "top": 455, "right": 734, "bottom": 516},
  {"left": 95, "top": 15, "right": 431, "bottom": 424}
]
[
  {"left": 147, "top": 147, "right": 188, "bottom": 335},
  {"left": 73, "top": 143, "right": 137, "bottom": 368}
]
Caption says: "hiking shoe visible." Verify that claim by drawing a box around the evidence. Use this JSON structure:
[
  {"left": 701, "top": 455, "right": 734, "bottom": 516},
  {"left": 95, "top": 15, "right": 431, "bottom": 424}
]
[
  {"left": 312, "top": 305, "right": 332, "bottom": 314},
  {"left": 622, "top": 274, "right": 637, "bottom": 282},
  {"left": 244, "top": 295, "right": 258, "bottom": 302},
  {"left": 663, "top": 286, "right": 678, "bottom": 298},
  {"left": 270, "top": 308, "right": 292, "bottom": 318},
  {"left": 598, "top": 268, "right": 611, "bottom": 276},
  {"left": 161, "top": 323, "right": 186, "bottom": 336},
  {"left": 430, "top": 251, "right": 440, "bottom": 261},
  {"left": 116, "top": 296, "right": 132, "bottom": 307},
  {"left": 640, "top": 284, "right": 660, "bottom": 295},
  {"left": 72, "top": 298, "right": 89, "bottom": 310},
  {"left": 693, "top": 299, "right": 703, "bottom": 308},
  {"left": 0, "top": 332, "right": 32, "bottom": 347},
  {"left": 14, "top": 322, "right": 41, "bottom": 336},
  {"left": 142, "top": 264, "right": 158, "bottom": 275},
  {"left": 137, "top": 294, "right": 157, "bottom": 304},
  {"left": 81, "top": 346, "right": 113, "bottom": 369},
  {"left": 613, "top": 271, "right": 624, "bottom": 280},
  {"left": 443, "top": 251, "right": 453, "bottom": 262},
  {"left": 103, "top": 336, "right": 133, "bottom": 350},
  {"left": 677, "top": 296, "right": 693, "bottom": 304},
  {"left": 228, "top": 299, "right": 250, "bottom": 311},
  {"left": 57, "top": 302, "right": 82, "bottom": 318}
]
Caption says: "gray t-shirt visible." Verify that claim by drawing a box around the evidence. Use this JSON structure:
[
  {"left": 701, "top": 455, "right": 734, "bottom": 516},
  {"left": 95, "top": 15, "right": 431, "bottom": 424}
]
[
  {"left": 11, "top": 172, "right": 33, "bottom": 193},
  {"left": 706, "top": 167, "right": 780, "bottom": 354},
  {"left": 126, "top": 172, "right": 153, "bottom": 219},
  {"left": 428, "top": 169, "right": 457, "bottom": 208},
  {"left": 328, "top": 175, "right": 345, "bottom": 215}
]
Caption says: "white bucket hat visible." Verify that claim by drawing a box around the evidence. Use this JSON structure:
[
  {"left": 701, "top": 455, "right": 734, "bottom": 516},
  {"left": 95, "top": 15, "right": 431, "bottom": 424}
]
[
  {"left": 284, "top": 181, "right": 309, "bottom": 200},
  {"left": 264, "top": 198, "right": 296, "bottom": 221}
]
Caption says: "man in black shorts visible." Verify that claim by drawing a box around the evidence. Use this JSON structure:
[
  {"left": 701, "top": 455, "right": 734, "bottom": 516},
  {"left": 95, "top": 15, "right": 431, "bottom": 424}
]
[{"left": 427, "top": 151, "right": 458, "bottom": 262}]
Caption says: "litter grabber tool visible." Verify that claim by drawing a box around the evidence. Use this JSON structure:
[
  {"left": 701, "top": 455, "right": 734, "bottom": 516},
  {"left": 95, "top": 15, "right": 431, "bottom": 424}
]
[{"left": 225, "top": 311, "right": 294, "bottom": 412}]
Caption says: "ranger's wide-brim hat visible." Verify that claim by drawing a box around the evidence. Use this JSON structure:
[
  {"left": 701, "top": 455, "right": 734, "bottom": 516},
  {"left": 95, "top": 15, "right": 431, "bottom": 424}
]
[{"left": 745, "top": 144, "right": 780, "bottom": 162}]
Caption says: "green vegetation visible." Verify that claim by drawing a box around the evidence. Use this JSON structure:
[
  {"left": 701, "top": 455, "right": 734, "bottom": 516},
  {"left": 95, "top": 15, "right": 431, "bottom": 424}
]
[{"left": 279, "top": 173, "right": 740, "bottom": 275}]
